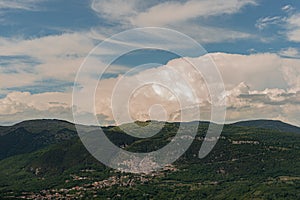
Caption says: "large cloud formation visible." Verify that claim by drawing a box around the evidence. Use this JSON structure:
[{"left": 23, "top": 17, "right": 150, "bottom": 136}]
[{"left": 1, "top": 53, "right": 299, "bottom": 126}]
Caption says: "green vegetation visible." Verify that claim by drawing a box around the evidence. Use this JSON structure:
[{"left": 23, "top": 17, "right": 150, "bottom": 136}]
[{"left": 0, "top": 120, "right": 299, "bottom": 199}]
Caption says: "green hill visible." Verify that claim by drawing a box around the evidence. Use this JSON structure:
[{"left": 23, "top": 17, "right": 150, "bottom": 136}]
[
  {"left": 0, "top": 120, "right": 299, "bottom": 199},
  {"left": 233, "top": 119, "right": 300, "bottom": 134}
]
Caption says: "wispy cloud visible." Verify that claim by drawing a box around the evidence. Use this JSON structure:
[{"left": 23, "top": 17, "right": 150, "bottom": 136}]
[
  {"left": 91, "top": 0, "right": 138, "bottom": 23},
  {"left": 0, "top": 32, "right": 95, "bottom": 90},
  {"left": 0, "top": 0, "right": 42, "bottom": 11},
  {"left": 255, "top": 11, "right": 300, "bottom": 43},
  {"left": 255, "top": 16, "right": 284, "bottom": 30},
  {"left": 91, "top": 0, "right": 257, "bottom": 43},
  {"left": 278, "top": 47, "right": 300, "bottom": 58},
  {"left": 131, "top": 0, "right": 257, "bottom": 27},
  {"left": 282, "top": 4, "right": 294, "bottom": 13},
  {"left": 170, "top": 23, "right": 254, "bottom": 43},
  {"left": 285, "top": 13, "right": 300, "bottom": 42},
  {"left": 91, "top": 0, "right": 258, "bottom": 27}
]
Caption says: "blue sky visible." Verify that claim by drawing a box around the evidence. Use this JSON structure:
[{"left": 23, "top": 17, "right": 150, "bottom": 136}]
[
  {"left": 1, "top": 0, "right": 299, "bottom": 54},
  {"left": 0, "top": 0, "right": 299, "bottom": 125}
]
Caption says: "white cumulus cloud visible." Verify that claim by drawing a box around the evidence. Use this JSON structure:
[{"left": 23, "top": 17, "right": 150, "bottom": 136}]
[{"left": 1, "top": 52, "right": 299, "bottom": 126}]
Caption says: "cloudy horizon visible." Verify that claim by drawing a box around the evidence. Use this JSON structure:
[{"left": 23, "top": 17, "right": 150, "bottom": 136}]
[{"left": 0, "top": 0, "right": 299, "bottom": 126}]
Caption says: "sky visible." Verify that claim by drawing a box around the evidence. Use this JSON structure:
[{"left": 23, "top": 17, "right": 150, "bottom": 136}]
[{"left": 0, "top": 0, "right": 299, "bottom": 126}]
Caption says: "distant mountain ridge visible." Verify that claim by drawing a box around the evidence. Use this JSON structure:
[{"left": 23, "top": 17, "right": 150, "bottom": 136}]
[
  {"left": 232, "top": 119, "right": 300, "bottom": 134},
  {"left": 0, "top": 119, "right": 74, "bottom": 136},
  {"left": 0, "top": 119, "right": 299, "bottom": 161},
  {"left": 1, "top": 118, "right": 299, "bottom": 136},
  {"left": 1, "top": 118, "right": 299, "bottom": 130}
]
